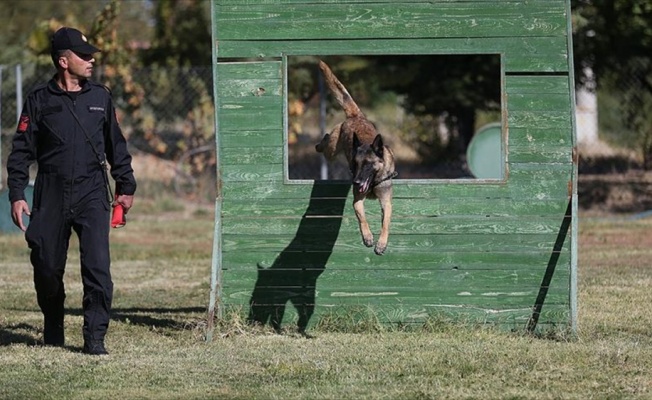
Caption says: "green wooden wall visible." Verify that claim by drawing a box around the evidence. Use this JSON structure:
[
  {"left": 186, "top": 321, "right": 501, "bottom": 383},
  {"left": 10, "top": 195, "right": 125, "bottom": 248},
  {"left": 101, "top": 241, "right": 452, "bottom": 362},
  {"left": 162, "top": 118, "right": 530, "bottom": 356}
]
[{"left": 209, "top": 0, "right": 578, "bottom": 333}]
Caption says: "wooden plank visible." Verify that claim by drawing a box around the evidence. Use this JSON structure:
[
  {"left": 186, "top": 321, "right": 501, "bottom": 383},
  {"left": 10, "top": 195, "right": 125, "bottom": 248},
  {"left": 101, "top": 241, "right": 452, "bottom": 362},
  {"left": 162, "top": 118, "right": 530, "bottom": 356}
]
[
  {"left": 509, "top": 146, "right": 572, "bottom": 164},
  {"left": 214, "top": 3, "right": 567, "bottom": 40},
  {"left": 508, "top": 163, "right": 573, "bottom": 181},
  {"left": 218, "top": 96, "right": 283, "bottom": 131},
  {"left": 508, "top": 126, "right": 575, "bottom": 162},
  {"left": 227, "top": 289, "right": 571, "bottom": 311},
  {"left": 222, "top": 232, "right": 571, "bottom": 254},
  {"left": 216, "top": 37, "right": 568, "bottom": 73},
  {"left": 505, "top": 75, "right": 570, "bottom": 94},
  {"left": 226, "top": 292, "right": 570, "bottom": 312},
  {"left": 222, "top": 269, "right": 570, "bottom": 305},
  {"left": 222, "top": 250, "right": 571, "bottom": 271},
  {"left": 221, "top": 146, "right": 283, "bottom": 164},
  {"left": 217, "top": 78, "right": 282, "bottom": 98},
  {"left": 229, "top": 292, "right": 570, "bottom": 312},
  {"left": 224, "top": 272, "right": 571, "bottom": 293},
  {"left": 216, "top": 62, "right": 282, "bottom": 98},
  {"left": 221, "top": 163, "right": 284, "bottom": 182},
  {"left": 507, "top": 93, "right": 571, "bottom": 112},
  {"left": 221, "top": 179, "right": 572, "bottom": 201},
  {"left": 508, "top": 127, "right": 573, "bottom": 145},
  {"left": 221, "top": 215, "right": 571, "bottom": 236},
  {"left": 220, "top": 130, "right": 283, "bottom": 147},
  {"left": 508, "top": 110, "right": 572, "bottom": 129},
  {"left": 223, "top": 250, "right": 571, "bottom": 271},
  {"left": 227, "top": 263, "right": 571, "bottom": 282},
  {"left": 220, "top": 197, "right": 569, "bottom": 218},
  {"left": 216, "top": 61, "right": 282, "bottom": 80}
]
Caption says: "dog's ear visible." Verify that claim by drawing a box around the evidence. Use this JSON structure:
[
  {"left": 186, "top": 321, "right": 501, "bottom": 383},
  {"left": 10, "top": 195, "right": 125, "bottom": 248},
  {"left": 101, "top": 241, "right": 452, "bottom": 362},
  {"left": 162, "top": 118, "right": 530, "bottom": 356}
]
[
  {"left": 353, "top": 133, "right": 361, "bottom": 148},
  {"left": 371, "top": 134, "right": 384, "bottom": 159},
  {"left": 351, "top": 134, "right": 361, "bottom": 174},
  {"left": 352, "top": 133, "right": 361, "bottom": 153}
]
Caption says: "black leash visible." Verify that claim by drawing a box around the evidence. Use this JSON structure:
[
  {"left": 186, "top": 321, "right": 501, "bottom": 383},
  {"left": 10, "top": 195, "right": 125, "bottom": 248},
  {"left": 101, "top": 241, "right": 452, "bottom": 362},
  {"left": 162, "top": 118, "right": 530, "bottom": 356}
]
[{"left": 62, "top": 99, "right": 114, "bottom": 204}]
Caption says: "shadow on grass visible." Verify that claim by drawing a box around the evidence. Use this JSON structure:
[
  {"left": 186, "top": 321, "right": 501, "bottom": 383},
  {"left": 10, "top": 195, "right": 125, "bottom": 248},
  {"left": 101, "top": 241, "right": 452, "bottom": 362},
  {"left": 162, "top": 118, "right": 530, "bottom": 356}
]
[
  {"left": 3, "top": 306, "right": 207, "bottom": 337},
  {"left": 0, "top": 323, "right": 39, "bottom": 346},
  {"left": 0, "top": 307, "right": 206, "bottom": 352},
  {"left": 110, "top": 306, "right": 206, "bottom": 329}
]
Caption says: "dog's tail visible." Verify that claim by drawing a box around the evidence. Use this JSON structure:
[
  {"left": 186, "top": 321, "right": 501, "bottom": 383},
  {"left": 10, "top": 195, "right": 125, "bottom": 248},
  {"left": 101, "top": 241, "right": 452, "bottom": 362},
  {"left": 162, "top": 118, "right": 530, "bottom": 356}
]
[{"left": 319, "top": 60, "right": 363, "bottom": 119}]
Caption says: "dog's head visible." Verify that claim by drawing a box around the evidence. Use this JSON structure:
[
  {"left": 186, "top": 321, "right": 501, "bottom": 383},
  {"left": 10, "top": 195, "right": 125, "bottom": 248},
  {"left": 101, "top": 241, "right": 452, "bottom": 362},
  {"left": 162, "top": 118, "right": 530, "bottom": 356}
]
[{"left": 351, "top": 133, "right": 385, "bottom": 194}]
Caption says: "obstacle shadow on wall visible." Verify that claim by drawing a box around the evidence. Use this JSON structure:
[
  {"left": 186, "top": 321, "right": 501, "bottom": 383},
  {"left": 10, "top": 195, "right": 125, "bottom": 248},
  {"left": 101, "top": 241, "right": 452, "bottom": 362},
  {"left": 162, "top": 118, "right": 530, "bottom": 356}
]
[
  {"left": 527, "top": 200, "right": 573, "bottom": 333},
  {"left": 248, "top": 182, "right": 351, "bottom": 334}
]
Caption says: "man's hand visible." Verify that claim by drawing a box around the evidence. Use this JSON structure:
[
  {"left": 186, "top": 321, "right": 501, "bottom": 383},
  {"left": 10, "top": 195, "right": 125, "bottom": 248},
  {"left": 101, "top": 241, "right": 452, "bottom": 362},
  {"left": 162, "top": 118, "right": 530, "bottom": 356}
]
[
  {"left": 11, "top": 200, "right": 30, "bottom": 232},
  {"left": 115, "top": 194, "right": 134, "bottom": 214}
]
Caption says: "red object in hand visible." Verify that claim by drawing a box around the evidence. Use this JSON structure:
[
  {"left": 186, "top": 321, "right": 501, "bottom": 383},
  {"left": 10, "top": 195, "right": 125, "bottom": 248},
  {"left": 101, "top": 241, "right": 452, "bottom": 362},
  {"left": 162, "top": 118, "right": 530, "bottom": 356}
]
[{"left": 111, "top": 203, "right": 126, "bottom": 228}]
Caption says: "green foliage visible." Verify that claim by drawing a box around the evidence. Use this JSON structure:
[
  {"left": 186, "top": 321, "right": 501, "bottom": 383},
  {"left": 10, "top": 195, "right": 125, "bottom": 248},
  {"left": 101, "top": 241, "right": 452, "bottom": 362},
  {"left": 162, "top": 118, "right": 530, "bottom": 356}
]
[
  {"left": 0, "top": 0, "right": 102, "bottom": 64},
  {"left": 598, "top": 60, "right": 652, "bottom": 157},
  {"left": 142, "top": 0, "right": 212, "bottom": 67},
  {"left": 572, "top": 0, "right": 652, "bottom": 86},
  {"left": 572, "top": 0, "right": 652, "bottom": 165}
]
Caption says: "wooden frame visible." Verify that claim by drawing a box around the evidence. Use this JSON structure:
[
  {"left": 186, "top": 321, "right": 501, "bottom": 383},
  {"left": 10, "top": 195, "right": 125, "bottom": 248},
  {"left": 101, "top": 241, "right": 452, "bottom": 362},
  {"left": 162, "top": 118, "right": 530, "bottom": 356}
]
[{"left": 207, "top": 0, "right": 578, "bottom": 338}]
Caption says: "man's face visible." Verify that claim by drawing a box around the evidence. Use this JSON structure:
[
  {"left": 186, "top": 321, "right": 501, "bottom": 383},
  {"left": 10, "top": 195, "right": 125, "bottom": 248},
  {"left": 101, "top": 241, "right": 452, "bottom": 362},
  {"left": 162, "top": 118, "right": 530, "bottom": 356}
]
[{"left": 60, "top": 50, "right": 95, "bottom": 79}]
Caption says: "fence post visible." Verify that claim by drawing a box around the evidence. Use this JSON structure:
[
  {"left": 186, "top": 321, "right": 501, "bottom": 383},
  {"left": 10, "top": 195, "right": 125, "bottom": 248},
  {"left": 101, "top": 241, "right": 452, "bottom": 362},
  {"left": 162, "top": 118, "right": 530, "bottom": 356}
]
[
  {"left": 0, "top": 65, "right": 3, "bottom": 190},
  {"left": 15, "top": 64, "right": 22, "bottom": 124}
]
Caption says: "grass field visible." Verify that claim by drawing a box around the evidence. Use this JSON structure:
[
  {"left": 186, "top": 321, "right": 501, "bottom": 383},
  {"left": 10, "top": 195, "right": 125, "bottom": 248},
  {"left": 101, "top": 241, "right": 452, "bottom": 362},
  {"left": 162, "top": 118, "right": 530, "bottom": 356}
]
[{"left": 1, "top": 196, "right": 651, "bottom": 399}]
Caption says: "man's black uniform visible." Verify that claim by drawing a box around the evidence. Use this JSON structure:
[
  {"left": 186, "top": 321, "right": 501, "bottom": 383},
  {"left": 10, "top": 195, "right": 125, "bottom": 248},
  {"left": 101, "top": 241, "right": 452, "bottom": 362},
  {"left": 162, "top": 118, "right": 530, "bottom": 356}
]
[{"left": 7, "top": 77, "right": 136, "bottom": 345}]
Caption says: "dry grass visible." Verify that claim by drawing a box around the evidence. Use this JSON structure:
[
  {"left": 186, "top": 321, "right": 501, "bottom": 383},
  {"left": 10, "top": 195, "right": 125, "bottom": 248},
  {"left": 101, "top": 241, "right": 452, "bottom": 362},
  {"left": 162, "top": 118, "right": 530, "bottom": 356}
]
[{"left": 1, "top": 200, "right": 652, "bottom": 399}]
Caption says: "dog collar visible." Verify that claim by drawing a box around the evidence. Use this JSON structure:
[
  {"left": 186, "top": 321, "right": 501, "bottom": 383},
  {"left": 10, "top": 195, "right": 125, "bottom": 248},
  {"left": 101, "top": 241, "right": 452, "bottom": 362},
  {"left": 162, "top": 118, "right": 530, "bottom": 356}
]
[{"left": 372, "top": 171, "right": 398, "bottom": 188}]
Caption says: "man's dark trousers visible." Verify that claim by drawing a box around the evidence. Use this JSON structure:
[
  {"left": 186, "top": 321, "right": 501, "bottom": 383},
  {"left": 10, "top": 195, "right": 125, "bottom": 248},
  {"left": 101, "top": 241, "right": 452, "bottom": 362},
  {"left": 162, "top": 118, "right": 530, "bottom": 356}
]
[{"left": 25, "top": 172, "right": 113, "bottom": 343}]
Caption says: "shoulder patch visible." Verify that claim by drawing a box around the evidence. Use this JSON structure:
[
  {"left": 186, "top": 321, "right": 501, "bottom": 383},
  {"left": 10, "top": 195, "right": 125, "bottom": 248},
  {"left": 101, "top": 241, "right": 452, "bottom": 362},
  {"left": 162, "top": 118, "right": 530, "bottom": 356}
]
[{"left": 17, "top": 114, "right": 30, "bottom": 133}]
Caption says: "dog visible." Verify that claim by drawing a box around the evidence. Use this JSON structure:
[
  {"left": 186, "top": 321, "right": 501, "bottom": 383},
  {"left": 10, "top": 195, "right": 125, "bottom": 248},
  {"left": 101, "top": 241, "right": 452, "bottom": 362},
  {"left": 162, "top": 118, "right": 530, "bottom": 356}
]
[{"left": 315, "top": 60, "right": 397, "bottom": 255}]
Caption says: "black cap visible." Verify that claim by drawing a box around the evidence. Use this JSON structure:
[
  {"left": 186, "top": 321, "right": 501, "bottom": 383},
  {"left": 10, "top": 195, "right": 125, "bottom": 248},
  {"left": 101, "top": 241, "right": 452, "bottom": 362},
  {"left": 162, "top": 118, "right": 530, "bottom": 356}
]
[{"left": 51, "top": 27, "right": 100, "bottom": 55}]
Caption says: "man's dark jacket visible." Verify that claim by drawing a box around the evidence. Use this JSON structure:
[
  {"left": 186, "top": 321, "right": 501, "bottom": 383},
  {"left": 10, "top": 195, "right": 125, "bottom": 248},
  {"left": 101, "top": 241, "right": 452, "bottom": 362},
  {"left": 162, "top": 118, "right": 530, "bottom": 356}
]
[{"left": 7, "top": 78, "right": 136, "bottom": 208}]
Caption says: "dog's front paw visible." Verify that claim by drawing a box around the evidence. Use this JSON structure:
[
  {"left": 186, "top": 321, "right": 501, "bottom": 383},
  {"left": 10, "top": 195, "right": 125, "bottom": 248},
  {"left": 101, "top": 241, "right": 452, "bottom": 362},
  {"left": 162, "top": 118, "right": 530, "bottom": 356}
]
[
  {"left": 374, "top": 242, "right": 387, "bottom": 255},
  {"left": 362, "top": 234, "right": 374, "bottom": 248}
]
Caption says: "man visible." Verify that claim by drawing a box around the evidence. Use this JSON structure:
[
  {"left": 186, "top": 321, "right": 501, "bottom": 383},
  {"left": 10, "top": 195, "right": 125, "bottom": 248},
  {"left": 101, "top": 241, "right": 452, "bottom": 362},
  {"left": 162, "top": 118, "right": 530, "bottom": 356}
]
[{"left": 6, "top": 27, "right": 136, "bottom": 355}]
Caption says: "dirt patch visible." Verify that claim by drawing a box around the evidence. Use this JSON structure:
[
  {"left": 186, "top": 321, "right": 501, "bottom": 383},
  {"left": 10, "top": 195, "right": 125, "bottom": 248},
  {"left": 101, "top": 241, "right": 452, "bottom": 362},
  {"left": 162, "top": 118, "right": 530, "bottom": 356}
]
[
  {"left": 579, "top": 172, "right": 652, "bottom": 216},
  {"left": 578, "top": 143, "right": 652, "bottom": 217}
]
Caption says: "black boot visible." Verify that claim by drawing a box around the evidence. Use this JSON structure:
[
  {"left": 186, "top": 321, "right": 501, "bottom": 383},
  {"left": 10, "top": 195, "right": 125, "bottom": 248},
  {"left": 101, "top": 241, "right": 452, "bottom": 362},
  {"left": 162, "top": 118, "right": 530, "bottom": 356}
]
[
  {"left": 43, "top": 314, "right": 64, "bottom": 347},
  {"left": 82, "top": 340, "right": 108, "bottom": 355}
]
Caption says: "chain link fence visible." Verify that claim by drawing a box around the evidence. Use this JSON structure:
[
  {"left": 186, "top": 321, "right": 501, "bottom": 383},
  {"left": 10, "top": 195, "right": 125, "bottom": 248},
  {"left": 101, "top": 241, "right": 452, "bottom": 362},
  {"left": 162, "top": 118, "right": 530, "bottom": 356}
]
[
  {"left": 1, "top": 64, "right": 216, "bottom": 201},
  {"left": 575, "top": 59, "right": 652, "bottom": 215}
]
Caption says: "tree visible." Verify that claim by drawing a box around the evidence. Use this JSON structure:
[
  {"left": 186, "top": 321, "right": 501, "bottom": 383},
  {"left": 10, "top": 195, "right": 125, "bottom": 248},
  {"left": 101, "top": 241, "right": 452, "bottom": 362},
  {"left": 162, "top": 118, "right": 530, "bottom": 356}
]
[
  {"left": 572, "top": 0, "right": 652, "bottom": 167},
  {"left": 373, "top": 55, "right": 501, "bottom": 156},
  {"left": 572, "top": 0, "right": 652, "bottom": 88},
  {"left": 142, "top": 0, "right": 212, "bottom": 67}
]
